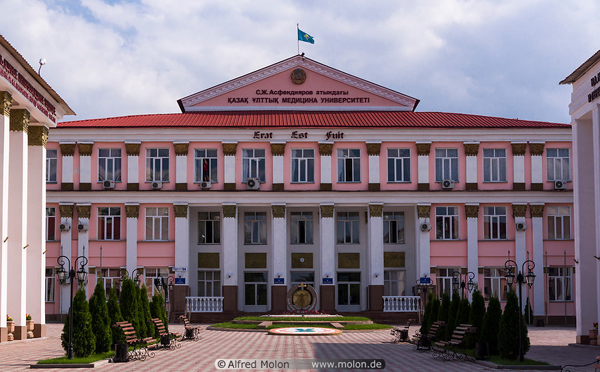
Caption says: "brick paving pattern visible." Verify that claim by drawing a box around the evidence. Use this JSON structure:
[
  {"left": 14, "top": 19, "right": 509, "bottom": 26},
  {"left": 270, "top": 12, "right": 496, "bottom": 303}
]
[{"left": 0, "top": 323, "right": 598, "bottom": 371}]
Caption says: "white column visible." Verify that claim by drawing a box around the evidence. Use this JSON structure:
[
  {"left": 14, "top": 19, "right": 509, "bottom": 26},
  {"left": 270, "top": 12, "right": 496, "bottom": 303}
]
[
  {"left": 271, "top": 142, "right": 285, "bottom": 190},
  {"left": 417, "top": 142, "right": 431, "bottom": 188},
  {"left": 417, "top": 204, "right": 431, "bottom": 278},
  {"left": 530, "top": 204, "right": 545, "bottom": 317},
  {"left": 593, "top": 108, "right": 600, "bottom": 335},
  {"left": 126, "top": 142, "right": 140, "bottom": 186},
  {"left": 513, "top": 203, "right": 527, "bottom": 312},
  {"left": 0, "top": 92, "right": 11, "bottom": 332},
  {"left": 319, "top": 143, "right": 333, "bottom": 187},
  {"left": 464, "top": 142, "right": 479, "bottom": 189},
  {"left": 320, "top": 204, "right": 335, "bottom": 283},
  {"left": 76, "top": 204, "right": 90, "bottom": 296},
  {"left": 465, "top": 204, "right": 479, "bottom": 300},
  {"left": 174, "top": 203, "right": 189, "bottom": 284},
  {"left": 125, "top": 203, "right": 139, "bottom": 275},
  {"left": 59, "top": 203, "right": 73, "bottom": 315},
  {"left": 223, "top": 142, "right": 237, "bottom": 187},
  {"left": 512, "top": 142, "right": 526, "bottom": 187},
  {"left": 7, "top": 110, "right": 29, "bottom": 335},
  {"left": 174, "top": 142, "right": 188, "bottom": 187},
  {"left": 368, "top": 204, "right": 384, "bottom": 286},
  {"left": 222, "top": 204, "right": 238, "bottom": 286},
  {"left": 530, "top": 142, "right": 545, "bottom": 186},
  {"left": 78, "top": 142, "right": 93, "bottom": 186},
  {"left": 271, "top": 204, "right": 287, "bottom": 283},
  {"left": 60, "top": 142, "right": 75, "bottom": 187},
  {"left": 367, "top": 142, "right": 381, "bottom": 189}
]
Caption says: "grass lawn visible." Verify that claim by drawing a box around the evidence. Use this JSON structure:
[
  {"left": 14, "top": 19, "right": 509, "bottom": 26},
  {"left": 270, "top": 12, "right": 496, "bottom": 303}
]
[
  {"left": 211, "top": 322, "right": 391, "bottom": 330},
  {"left": 37, "top": 351, "right": 114, "bottom": 364},
  {"left": 234, "top": 316, "right": 371, "bottom": 322}
]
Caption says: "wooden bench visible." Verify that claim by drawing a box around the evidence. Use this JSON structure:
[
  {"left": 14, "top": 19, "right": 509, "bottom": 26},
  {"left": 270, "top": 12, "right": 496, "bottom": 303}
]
[
  {"left": 390, "top": 319, "right": 414, "bottom": 343},
  {"left": 149, "top": 318, "right": 181, "bottom": 350},
  {"left": 330, "top": 322, "right": 344, "bottom": 330},
  {"left": 414, "top": 320, "right": 445, "bottom": 351},
  {"left": 561, "top": 355, "right": 600, "bottom": 371},
  {"left": 432, "top": 324, "right": 476, "bottom": 361},
  {"left": 112, "top": 321, "right": 156, "bottom": 362},
  {"left": 257, "top": 321, "right": 272, "bottom": 329},
  {"left": 179, "top": 315, "right": 202, "bottom": 341}
]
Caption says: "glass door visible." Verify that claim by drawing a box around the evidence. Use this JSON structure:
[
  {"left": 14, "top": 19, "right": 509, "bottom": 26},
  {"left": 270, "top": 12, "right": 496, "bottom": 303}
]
[
  {"left": 244, "top": 272, "right": 268, "bottom": 312},
  {"left": 337, "top": 272, "right": 361, "bottom": 311}
]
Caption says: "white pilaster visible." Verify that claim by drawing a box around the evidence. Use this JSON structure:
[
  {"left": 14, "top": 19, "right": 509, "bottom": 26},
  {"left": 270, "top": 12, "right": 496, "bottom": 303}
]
[
  {"left": 271, "top": 142, "right": 285, "bottom": 186},
  {"left": 79, "top": 142, "right": 93, "bottom": 185},
  {"left": 175, "top": 142, "right": 188, "bottom": 185},
  {"left": 512, "top": 142, "right": 526, "bottom": 185},
  {"left": 222, "top": 203, "right": 238, "bottom": 286},
  {"left": 367, "top": 142, "right": 381, "bottom": 186},
  {"left": 417, "top": 142, "right": 431, "bottom": 185},
  {"left": 319, "top": 142, "right": 332, "bottom": 185},
  {"left": 320, "top": 204, "right": 335, "bottom": 285},
  {"left": 223, "top": 142, "right": 237, "bottom": 185},
  {"left": 60, "top": 142, "right": 74, "bottom": 186},
  {"left": 125, "top": 203, "right": 139, "bottom": 275},
  {"left": 466, "top": 204, "right": 479, "bottom": 301},
  {"left": 531, "top": 142, "right": 544, "bottom": 185},
  {"left": 0, "top": 92, "right": 11, "bottom": 329},
  {"left": 531, "top": 204, "right": 545, "bottom": 317},
  {"left": 271, "top": 204, "right": 287, "bottom": 283},
  {"left": 417, "top": 204, "right": 431, "bottom": 278},
  {"left": 126, "top": 142, "right": 140, "bottom": 184},
  {"left": 368, "top": 204, "right": 384, "bottom": 286},
  {"left": 174, "top": 203, "right": 189, "bottom": 284},
  {"left": 464, "top": 142, "right": 479, "bottom": 185},
  {"left": 59, "top": 203, "right": 73, "bottom": 315},
  {"left": 593, "top": 108, "right": 600, "bottom": 333},
  {"left": 513, "top": 203, "right": 527, "bottom": 275}
]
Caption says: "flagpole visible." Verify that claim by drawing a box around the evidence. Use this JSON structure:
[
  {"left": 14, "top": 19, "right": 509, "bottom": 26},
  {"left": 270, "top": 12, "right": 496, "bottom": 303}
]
[{"left": 297, "top": 23, "right": 300, "bottom": 55}]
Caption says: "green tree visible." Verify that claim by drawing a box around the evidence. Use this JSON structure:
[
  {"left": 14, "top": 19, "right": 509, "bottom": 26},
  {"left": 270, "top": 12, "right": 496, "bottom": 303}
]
[
  {"left": 89, "top": 280, "right": 112, "bottom": 353},
  {"left": 420, "top": 293, "right": 433, "bottom": 334},
  {"left": 136, "top": 285, "right": 149, "bottom": 338},
  {"left": 61, "top": 288, "right": 95, "bottom": 358},
  {"left": 106, "top": 286, "right": 124, "bottom": 347},
  {"left": 139, "top": 285, "right": 153, "bottom": 338},
  {"left": 498, "top": 290, "right": 530, "bottom": 360},
  {"left": 437, "top": 293, "right": 451, "bottom": 341},
  {"left": 429, "top": 297, "right": 440, "bottom": 327},
  {"left": 481, "top": 296, "right": 502, "bottom": 355},
  {"left": 524, "top": 297, "right": 534, "bottom": 325},
  {"left": 455, "top": 298, "right": 471, "bottom": 327},
  {"left": 466, "top": 290, "right": 485, "bottom": 348},
  {"left": 446, "top": 291, "right": 460, "bottom": 339},
  {"left": 119, "top": 278, "right": 141, "bottom": 336}
]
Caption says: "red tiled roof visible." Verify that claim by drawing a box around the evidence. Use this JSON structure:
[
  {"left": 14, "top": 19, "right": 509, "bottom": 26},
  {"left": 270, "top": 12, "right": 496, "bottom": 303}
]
[{"left": 57, "top": 111, "right": 569, "bottom": 129}]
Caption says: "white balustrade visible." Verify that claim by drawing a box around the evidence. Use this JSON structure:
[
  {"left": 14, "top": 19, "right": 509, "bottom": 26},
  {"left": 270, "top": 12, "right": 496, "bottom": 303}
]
[
  {"left": 382, "top": 296, "right": 421, "bottom": 312},
  {"left": 186, "top": 296, "right": 224, "bottom": 313}
]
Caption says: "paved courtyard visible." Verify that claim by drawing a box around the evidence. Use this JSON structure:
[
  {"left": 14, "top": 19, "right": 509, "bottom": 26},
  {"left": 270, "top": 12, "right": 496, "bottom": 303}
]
[{"left": 0, "top": 323, "right": 598, "bottom": 371}]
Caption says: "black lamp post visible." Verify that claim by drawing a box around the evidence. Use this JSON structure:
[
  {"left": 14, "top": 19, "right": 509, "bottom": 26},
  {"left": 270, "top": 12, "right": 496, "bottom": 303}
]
[
  {"left": 118, "top": 268, "right": 143, "bottom": 289},
  {"left": 504, "top": 258, "right": 536, "bottom": 362},
  {"left": 452, "top": 271, "right": 476, "bottom": 299},
  {"left": 56, "top": 253, "right": 88, "bottom": 360}
]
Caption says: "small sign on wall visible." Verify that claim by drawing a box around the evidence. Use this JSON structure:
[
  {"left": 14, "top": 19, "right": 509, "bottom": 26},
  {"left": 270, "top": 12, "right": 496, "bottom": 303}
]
[
  {"left": 274, "top": 278, "right": 285, "bottom": 285},
  {"left": 419, "top": 277, "right": 431, "bottom": 285},
  {"left": 175, "top": 278, "right": 186, "bottom": 285},
  {"left": 322, "top": 278, "right": 333, "bottom": 285}
]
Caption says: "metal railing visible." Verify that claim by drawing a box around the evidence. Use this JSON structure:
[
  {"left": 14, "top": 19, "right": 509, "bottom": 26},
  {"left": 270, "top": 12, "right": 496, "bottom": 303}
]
[
  {"left": 383, "top": 296, "right": 421, "bottom": 312},
  {"left": 186, "top": 296, "right": 224, "bottom": 313}
]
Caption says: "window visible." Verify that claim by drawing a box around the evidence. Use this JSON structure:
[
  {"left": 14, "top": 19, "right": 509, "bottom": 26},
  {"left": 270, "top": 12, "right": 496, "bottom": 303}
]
[
  {"left": 337, "top": 212, "right": 359, "bottom": 244},
  {"left": 244, "top": 212, "right": 267, "bottom": 244},
  {"left": 435, "top": 148, "right": 459, "bottom": 182},
  {"left": 387, "top": 149, "right": 411, "bottom": 182},
  {"left": 291, "top": 212, "right": 313, "bottom": 244},
  {"left": 145, "top": 207, "right": 169, "bottom": 241},
  {"left": 46, "top": 149, "right": 57, "bottom": 183},
  {"left": 145, "top": 148, "right": 169, "bottom": 182},
  {"left": 98, "top": 207, "right": 121, "bottom": 240},
  {"left": 337, "top": 149, "right": 361, "bottom": 183},
  {"left": 98, "top": 268, "right": 122, "bottom": 298},
  {"left": 483, "top": 267, "right": 508, "bottom": 301},
  {"left": 436, "top": 268, "right": 456, "bottom": 297},
  {"left": 435, "top": 207, "right": 458, "bottom": 240},
  {"left": 46, "top": 207, "right": 56, "bottom": 241},
  {"left": 198, "top": 211, "right": 221, "bottom": 244},
  {"left": 547, "top": 148, "right": 570, "bottom": 181},
  {"left": 483, "top": 207, "right": 507, "bottom": 240},
  {"left": 548, "top": 267, "right": 572, "bottom": 302},
  {"left": 197, "top": 271, "right": 221, "bottom": 297},
  {"left": 242, "top": 149, "right": 266, "bottom": 183},
  {"left": 144, "top": 267, "right": 169, "bottom": 301},
  {"left": 194, "top": 149, "right": 218, "bottom": 183},
  {"left": 547, "top": 206, "right": 571, "bottom": 240},
  {"left": 291, "top": 149, "right": 315, "bottom": 183},
  {"left": 45, "top": 268, "right": 55, "bottom": 302},
  {"left": 384, "top": 270, "right": 405, "bottom": 296},
  {"left": 98, "top": 148, "right": 122, "bottom": 182},
  {"left": 383, "top": 212, "right": 405, "bottom": 244},
  {"left": 290, "top": 272, "right": 315, "bottom": 286},
  {"left": 483, "top": 149, "right": 506, "bottom": 182}
]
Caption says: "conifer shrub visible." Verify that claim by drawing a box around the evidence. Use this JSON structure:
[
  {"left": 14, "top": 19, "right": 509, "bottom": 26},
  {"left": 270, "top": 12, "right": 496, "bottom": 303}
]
[
  {"left": 61, "top": 288, "right": 95, "bottom": 358},
  {"left": 481, "top": 296, "right": 502, "bottom": 355},
  {"left": 437, "top": 293, "right": 451, "bottom": 341},
  {"left": 89, "top": 280, "right": 112, "bottom": 353},
  {"left": 419, "top": 293, "right": 433, "bottom": 334},
  {"left": 139, "top": 285, "right": 153, "bottom": 338},
  {"left": 455, "top": 298, "right": 471, "bottom": 327},
  {"left": 498, "top": 290, "right": 530, "bottom": 360},
  {"left": 466, "top": 289, "right": 485, "bottom": 349},
  {"left": 107, "top": 286, "right": 124, "bottom": 347},
  {"left": 446, "top": 291, "right": 460, "bottom": 339},
  {"left": 136, "top": 285, "right": 149, "bottom": 338},
  {"left": 119, "top": 278, "right": 141, "bottom": 336}
]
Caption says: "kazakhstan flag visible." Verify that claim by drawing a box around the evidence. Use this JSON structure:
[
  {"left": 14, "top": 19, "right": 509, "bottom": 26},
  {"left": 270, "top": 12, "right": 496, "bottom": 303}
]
[{"left": 297, "top": 28, "right": 315, "bottom": 44}]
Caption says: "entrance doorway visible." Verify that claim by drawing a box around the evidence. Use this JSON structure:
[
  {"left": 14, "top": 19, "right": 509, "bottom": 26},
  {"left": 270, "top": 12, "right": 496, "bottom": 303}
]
[
  {"left": 337, "top": 272, "right": 361, "bottom": 311},
  {"left": 244, "top": 272, "right": 268, "bottom": 312}
]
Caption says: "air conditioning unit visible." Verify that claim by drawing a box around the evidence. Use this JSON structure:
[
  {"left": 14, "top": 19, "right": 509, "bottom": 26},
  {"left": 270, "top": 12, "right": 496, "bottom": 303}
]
[
  {"left": 441, "top": 179, "right": 455, "bottom": 189},
  {"left": 246, "top": 178, "right": 261, "bottom": 190},
  {"left": 554, "top": 180, "right": 567, "bottom": 190},
  {"left": 77, "top": 223, "right": 88, "bottom": 232},
  {"left": 59, "top": 223, "right": 70, "bottom": 232},
  {"left": 200, "top": 181, "right": 212, "bottom": 189},
  {"left": 152, "top": 182, "right": 163, "bottom": 190},
  {"left": 516, "top": 222, "right": 527, "bottom": 231},
  {"left": 103, "top": 180, "right": 115, "bottom": 189},
  {"left": 420, "top": 222, "right": 432, "bottom": 231}
]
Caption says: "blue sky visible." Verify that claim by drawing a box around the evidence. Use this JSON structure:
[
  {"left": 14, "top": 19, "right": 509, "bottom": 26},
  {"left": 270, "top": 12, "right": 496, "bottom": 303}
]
[{"left": 1, "top": 0, "right": 599, "bottom": 123}]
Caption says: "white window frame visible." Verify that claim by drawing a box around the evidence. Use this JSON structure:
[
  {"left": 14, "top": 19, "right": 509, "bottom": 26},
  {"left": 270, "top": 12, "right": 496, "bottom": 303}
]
[
  {"left": 337, "top": 149, "right": 361, "bottom": 183},
  {"left": 291, "top": 149, "right": 315, "bottom": 183},
  {"left": 98, "top": 148, "right": 122, "bottom": 182},
  {"left": 384, "top": 270, "right": 406, "bottom": 296},
  {"left": 145, "top": 207, "right": 169, "bottom": 241},
  {"left": 197, "top": 270, "right": 221, "bottom": 297},
  {"left": 46, "top": 207, "right": 56, "bottom": 241},
  {"left": 198, "top": 211, "right": 221, "bottom": 244},
  {"left": 383, "top": 212, "right": 405, "bottom": 244},
  {"left": 548, "top": 267, "right": 573, "bottom": 302},
  {"left": 435, "top": 148, "right": 459, "bottom": 182},
  {"left": 547, "top": 148, "right": 570, "bottom": 182},
  {"left": 194, "top": 149, "right": 218, "bottom": 183},
  {"left": 436, "top": 268, "right": 457, "bottom": 297},
  {"left": 46, "top": 149, "right": 57, "bottom": 183},
  {"left": 45, "top": 268, "right": 55, "bottom": 302},
  {"left": 145, "top": 148, "right": 170, "bottom": 182},
  {"left": 483, "top": 267, "right": 508, "bottom": 301},
  {"left": 144, "top": 267, "right": 170, "bottom": 301},
  {"left": 483, "top": 148, "right": 507, "bottom": 182},
  {"left": 547, "top": 206, "right": 571, "bottom": 240},
  {"left": 98, "top": 207, "right": 121, "bottom": 241},
  {"left": 435, "top": 206, "right": 458, "bottom": 240},
  {"left": 242, "top": 149, "right": 266, "bottom": 183},
  {"left": 98, "top": 268, "right": 122, "bottom": 298},
  {"left": 244, "top": 212, "right": 267, "bottom": 245},
  {"left": 290, "top": 211, "right": 313, "bottom": 244},
  {"left": 483, "top": 206, "right": 507, "bottom": 240},
  {"left": 336, "top": 211, "right": 360, "bottom": 244},
  {"left": 387, "top": 148, "right": 411, "bottom": 182}
]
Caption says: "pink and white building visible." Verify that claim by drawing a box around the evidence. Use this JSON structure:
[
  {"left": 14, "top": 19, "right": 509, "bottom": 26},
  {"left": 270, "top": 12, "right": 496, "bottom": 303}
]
[{"left": 45, "top": 55, "right": 575, "bottom": 324}]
